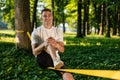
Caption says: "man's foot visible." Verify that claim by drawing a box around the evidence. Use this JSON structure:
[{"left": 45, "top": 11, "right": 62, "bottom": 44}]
[{"left": 53, "top": 58, "right": 64, "bottom": 69}]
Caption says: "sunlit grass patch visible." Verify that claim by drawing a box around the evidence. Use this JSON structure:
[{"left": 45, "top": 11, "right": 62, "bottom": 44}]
[
  {"left": 0, "top": 30, "right": 15, "bottom": 35},
  {"left": 0, "top": 30, "right": 15, "bottom": 43},
  {"left": 0, "top": 37, "right": 15, "bottom": 43},
  {"left": 64, "top": 32, "right": 76, "bottom": 38},
  {"left": 64, "top": 32, "right": 120, "bottom": 48}
]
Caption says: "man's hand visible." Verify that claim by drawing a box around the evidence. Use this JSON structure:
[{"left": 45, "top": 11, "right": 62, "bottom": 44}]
[
  {"left": 47, "top": 37, "right": 64, "bottom": 52},
  {"left": 47, "top": 37, "right": 58, "bottom": 48}
]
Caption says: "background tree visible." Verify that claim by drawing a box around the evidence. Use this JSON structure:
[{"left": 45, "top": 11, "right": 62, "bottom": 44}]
[
  {"left": 118, "top": 4, "right": 120, "bottom": 36},
  {"left": 105, "top": 0, "right": 114, "bottom": 38},
  {"left": 76, "top": 0, "right": 83, "bottom": 38},
  {"left": 14, "top": 0, "right": 31, "bottom": 50},
  {"left": 1, "top": 0, "right": 14, "bottom": 29},
  {"left": 31, "top": 0, "right": 38, "bottom": 30},
  {"left": 98, "top": 3, "right": 105, "bottom": 35},
  {"left": 91, "top": 0, "right": 99, "bottom": 34},
  {"left": 51, "top": 0, "right": 54, "bottom": 26},
  {"left": 65, "top": 0, "right": 77, "bottom": 32},
  {"left": 105, "top": 3, "right": 110, "bottom": 38},
  {"left": 112, "top": 0, "right": 120, "bottom": 36},
  {"left": 83, "top": 0, "right": 90, "bottom": 36},
  {"left": 54, "top": 0, "right": 70, "bottom": 33}
]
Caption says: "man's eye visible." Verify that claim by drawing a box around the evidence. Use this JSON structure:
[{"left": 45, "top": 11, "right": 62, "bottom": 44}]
[
  {"left": 43, "top": 15, "right": 47, "bottom": 17},
  {"left": 43, "top": 15, "right": 51, "bottom": 17}
]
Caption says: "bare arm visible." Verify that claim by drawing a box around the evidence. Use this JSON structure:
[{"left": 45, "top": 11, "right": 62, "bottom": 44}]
[
  {"left": 32, "top": 42, "right": 47, "bottom": 56},
  {"left": 56, "top": 42, "right": 64, "bottom": 53}
]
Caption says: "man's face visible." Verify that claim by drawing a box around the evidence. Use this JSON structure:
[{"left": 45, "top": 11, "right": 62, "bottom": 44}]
[{"left": 41, "top": 11, "right": 53, "bottom": 28}]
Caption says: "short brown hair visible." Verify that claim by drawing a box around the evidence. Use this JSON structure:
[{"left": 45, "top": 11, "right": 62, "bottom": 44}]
[{"left": 41, "top": 8, "right": 51, "bottom": 14}]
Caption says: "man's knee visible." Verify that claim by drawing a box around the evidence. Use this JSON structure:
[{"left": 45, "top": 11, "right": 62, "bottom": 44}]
[{"left": 62, "top": 73, "right": 74, "bottom": 80}]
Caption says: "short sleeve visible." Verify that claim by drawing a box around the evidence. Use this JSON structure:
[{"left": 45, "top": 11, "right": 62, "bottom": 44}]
[
  {"left": 31, "top": 29, "right": 39, "bottom": 45},
  {"left": 56, "top": 28, "right": 63, "bottom": 42}
]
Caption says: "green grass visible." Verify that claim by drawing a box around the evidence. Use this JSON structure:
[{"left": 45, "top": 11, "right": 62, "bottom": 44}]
[{"left": 0, "top": 30, "right": 120, "bottom": 80}]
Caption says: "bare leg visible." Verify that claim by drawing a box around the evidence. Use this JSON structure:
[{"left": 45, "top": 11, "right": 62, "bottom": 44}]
[
  {"left": 62, "top": 73, "right": 75, "bottom": 80},
  {"left": 46, "top": 44, "right": 57, "bottom": 60},
  {"left": 46, "top": 44, "right": 64, "bottom": 69}
]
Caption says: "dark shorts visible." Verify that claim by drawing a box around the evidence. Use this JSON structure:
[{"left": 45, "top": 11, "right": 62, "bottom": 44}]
[{"left": 36, "top": 50, "right": 66, "bottom": 78}]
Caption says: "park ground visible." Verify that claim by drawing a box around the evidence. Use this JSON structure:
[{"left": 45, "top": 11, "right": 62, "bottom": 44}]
[{"left": 0, "top": 30, "right": 120, "bottom": 80}]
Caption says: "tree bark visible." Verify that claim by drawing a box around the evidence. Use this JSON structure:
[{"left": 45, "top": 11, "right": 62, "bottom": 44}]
[
  {"left": 31, "top": 0, "right": 38, "bottom": 31},
  {"left": 87, "top": 0, "right": 90, "bottom": 35},
  {"left": 76, "top": 0, "right": 83, "bottom": 38},
  {"left": 63, "top": 11, "right": 66, "bottom": 33},
  {"left": 105, "top": 4, "right": 110, "bottom": 38},
  {"left": 118, "top": 13, "right": 120, "bottom": 36},
  {"left": 15, "top": 0, "right": 32, "bottom": 50},
  {"left": 51, "top": 0, "right": 54, "bottom": 26},
  {"left": 118, "top": 9, "right": 120, "bottom": 36},
  {"left": 99, "top": 4, "right": 105, "bottom": 35},
  {"left": 83, "top": 1, "right": 87, "bottom": 36},
  {"left": 93, "top": 3, "right": 97, "bottom": 34},
  {"left": 83, "top": 0, "right": 90, "bottom": 36}
]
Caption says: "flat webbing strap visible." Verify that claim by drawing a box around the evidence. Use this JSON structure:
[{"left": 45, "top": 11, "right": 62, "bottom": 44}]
[{"left": 48, "top": 67, "right": 120, "bottom": 80}]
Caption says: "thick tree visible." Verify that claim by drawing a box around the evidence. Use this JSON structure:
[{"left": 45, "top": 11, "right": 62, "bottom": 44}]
[{"left": 14, "top": 0, "right": 32, "bottom": 50}]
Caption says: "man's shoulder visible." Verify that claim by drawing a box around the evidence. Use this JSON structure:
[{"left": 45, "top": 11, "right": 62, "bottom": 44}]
[
  {"left": 33, "top": 26, "right": 42, "bottom": 31},
  {"left": 32, "top": 26, "right": 43, "bottom": 35},
  {"left": 53, "top": 26, "right": 60, "bottom": 30},
  {"left": 53, "top": 26, "right": 63, "bottom": 32}
]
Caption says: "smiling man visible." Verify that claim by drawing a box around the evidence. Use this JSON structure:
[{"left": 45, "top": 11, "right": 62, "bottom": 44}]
[{"left": 31, "top": 8, "right": 74, "bottom": 80}]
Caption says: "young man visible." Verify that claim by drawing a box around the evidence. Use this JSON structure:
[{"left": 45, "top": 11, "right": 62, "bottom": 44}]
[{"left": 31, "top": 8, "right": 74, "bottom": 80}]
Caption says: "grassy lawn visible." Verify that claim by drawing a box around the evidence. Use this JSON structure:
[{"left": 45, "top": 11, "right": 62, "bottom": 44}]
[{"left": 0, "top": 30, "right": 120, "bottom": 80}]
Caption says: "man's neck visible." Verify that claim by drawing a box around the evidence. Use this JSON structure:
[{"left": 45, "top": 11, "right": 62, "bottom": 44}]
[{"left": 44, "top": 25, "right": 52, "bottom": 29}]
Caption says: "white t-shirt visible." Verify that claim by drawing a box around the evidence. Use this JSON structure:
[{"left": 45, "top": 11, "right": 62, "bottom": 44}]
[{"left": 31, "top": 26, "right": 63, "bottom": 45}]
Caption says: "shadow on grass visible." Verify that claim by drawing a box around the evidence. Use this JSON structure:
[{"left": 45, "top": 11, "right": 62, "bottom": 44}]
[{"left": 0, "top": 42, "right": 15, "bottom": 53}]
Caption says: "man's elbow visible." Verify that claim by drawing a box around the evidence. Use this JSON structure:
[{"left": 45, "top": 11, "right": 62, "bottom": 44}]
[{"left": 32, "top": 50, "right": 38, "bottom": 56}]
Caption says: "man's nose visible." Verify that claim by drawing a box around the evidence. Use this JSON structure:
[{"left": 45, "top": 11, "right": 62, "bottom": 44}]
[{"left": 45, "top": 16, "right": 50, "bottom": 19}]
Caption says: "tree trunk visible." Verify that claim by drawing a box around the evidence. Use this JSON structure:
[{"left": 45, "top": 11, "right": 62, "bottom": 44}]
[
  {"left": 31, "top": 0, "right": 38, "bottom": 31},
  {"left": 118, "top": 13, "right": 120, "bottom": 36},
  {"left": 105, "top": 5, "right": 110, "bottom": 38},
  {"left": 93, "top": 3, "right": 97, "bottom": 34},
  {"left": 118, "top": 8, "right": 120, "bottom": 36},
  {"left": 76, "top": 0, "right": 83, "bottom": 38},
  {"left": 83, "top": 0, "right": 90, "bottom": 36},
  {"left": 97, "top": 5, "right": 101, "bottom": 35},
  {"left": 63, "top": 11, "right": 66, "bottom": 33},
  {"left": 99, "top": 4, "right": 104, "bottom": 35},
  {"left": 51, "top": 0, "right": 54, "bottom": 26},
  {"left": 83, "top": 1, "right": 87, "bottom": 36},
  {"left": 113, "top": 5, "right": 118, "bottom": 35},
  {"left": 15, "top": 0, "right": 32, "bottom": 50},
  {"left": 86, "top": 0, "right": 90, "bottom": 35}
]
